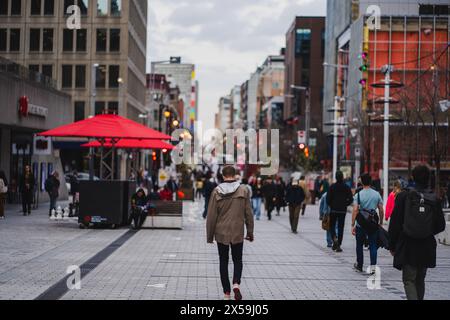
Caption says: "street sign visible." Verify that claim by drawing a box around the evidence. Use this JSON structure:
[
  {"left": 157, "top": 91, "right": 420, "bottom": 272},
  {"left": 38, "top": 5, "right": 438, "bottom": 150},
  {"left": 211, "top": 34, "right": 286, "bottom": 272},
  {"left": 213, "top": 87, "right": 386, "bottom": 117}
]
[
  {"left": 297, "top": 131, "right": 306, "bottom": 144},
  {"left": 309, "top": 138, "right": 317, "bottom": 147},
  {"left": 355, "top": 147, "right": 361, "bottom": 157}
]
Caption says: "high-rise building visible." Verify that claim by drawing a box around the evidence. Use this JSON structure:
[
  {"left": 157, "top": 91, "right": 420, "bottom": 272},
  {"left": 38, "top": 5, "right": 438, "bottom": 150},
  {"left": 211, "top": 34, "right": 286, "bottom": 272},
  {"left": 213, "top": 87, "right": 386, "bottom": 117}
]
[
  {"left": 284, "top": 17, "right": 326, "bottom": 158},
  {"left": 324, "top": 0, "right": 450, "bottom": 181},
  {"left": 0, "top": 0, "right": 148, "bottom": 122},
  {"left": 216, "top": 95, "right": 232, "bottom": 132},
  {"left": 152, "top": 60, "right": 198, "bottom": 132},
  {"left": 230, "top": 85, "right": 242, "bottom": 129}
]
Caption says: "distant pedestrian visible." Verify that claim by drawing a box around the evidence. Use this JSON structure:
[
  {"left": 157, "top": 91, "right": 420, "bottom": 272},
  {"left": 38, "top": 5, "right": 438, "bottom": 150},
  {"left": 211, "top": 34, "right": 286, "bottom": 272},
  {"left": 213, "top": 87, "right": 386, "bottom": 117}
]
[
  {"left": 19, "top": 165, "right": 35, "bottom": 216},
  {"left": 319, "top": 192, "right": 338, "bottom": 247},
  {"left": 314, "top": 176, "right": 321, "bottom": 200},
  {"left": 206, "top": 166, "right": 254, "bottom": 301},
  {"left": 195, "top": 178, "right": 204, "bottom": 200},
  {"left": 203, "top": 172, "right": 217, "bottom": 219},
  {"left": 167, "top": 177, "right": 179, "bottom": 194},
  {"left": 251, "top": 178, "right": 263, "bottom": 221},
  {"left": 326, "top": 171, "right": 354, "bottom": 252},
  {"left": 275, "top": 177, "right": 286, "bottom": 216},
  {"left": 262, "top": 178, "right": 277, "bottom": 221},
  {"left": 308, "top": 177, "right": 316, "bottom": 205},
  {"left": 159, "top": 184, "right": 173, "bottom": 201},
  {"left": 0, "top": 170, "right": 8, "bottom": 219},
  {"left": 286, "top": 180, "right": 305, "bottom": 234},
  {"left": 299, "top": 176, "right": 309, "bottom": 216},
  {"left": 45, "top": 171, "right": 60, "bottom": 216},
  {"left": 385, "top": 180, "right": 403, "bottom": 221},
  {"left": 351, "top": 173, "right": 384, "bottom": 274},
  {"left": 389, "top": 165, "right": 446, "bottom": 300},
  {"left": 241, "top": 178, "right": 252, "bottom": 198},
  {"left": 319, "top": 176, "right": 330, "bottom": 199},
  {"left": 130, "top": 188, "right": 150, "bottom": 230}
]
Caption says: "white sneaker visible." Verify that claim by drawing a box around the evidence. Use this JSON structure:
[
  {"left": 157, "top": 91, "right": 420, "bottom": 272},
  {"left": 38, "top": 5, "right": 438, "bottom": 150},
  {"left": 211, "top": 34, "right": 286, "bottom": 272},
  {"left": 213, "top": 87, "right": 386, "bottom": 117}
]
[{"left": 224, "top": 293, "right": 231, "bottom": 300}]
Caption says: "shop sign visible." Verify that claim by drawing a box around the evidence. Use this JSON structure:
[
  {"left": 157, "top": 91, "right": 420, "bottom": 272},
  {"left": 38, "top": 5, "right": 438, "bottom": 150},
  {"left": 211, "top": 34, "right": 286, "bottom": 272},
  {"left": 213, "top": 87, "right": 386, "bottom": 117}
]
[
  {"left": 18, "top": 96, "right": 48, "bottom": 118},
  {"left": 33, "top": 135, "right": 52, "bottom": 156}
]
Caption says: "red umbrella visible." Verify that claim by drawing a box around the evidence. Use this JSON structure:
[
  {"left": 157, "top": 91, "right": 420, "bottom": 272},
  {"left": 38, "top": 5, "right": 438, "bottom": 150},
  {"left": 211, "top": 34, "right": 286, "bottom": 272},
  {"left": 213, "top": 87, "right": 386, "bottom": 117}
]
[
  {"left": 38, "top": 114, "right": 171, "bottom": 140},
  {"left": 81, "top": 139, "right": 175, "bottom": 150}
]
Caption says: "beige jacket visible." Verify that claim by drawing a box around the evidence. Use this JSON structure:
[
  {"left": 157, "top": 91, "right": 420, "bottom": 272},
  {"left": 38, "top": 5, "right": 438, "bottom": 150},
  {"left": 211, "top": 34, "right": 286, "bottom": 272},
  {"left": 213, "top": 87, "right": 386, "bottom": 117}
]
[
  {"left": 206, "top": 182, "right": 254, "bottom": 245},
  {"left": 299, "top": 180, "right": 310, "bottom": 202}
]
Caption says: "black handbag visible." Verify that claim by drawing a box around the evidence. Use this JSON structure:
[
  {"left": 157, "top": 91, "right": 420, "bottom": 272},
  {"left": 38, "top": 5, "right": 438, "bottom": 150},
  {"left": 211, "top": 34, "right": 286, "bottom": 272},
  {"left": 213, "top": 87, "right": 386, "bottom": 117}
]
[{"left": 356, "top": 192, "right": 380, "bottom": 234}]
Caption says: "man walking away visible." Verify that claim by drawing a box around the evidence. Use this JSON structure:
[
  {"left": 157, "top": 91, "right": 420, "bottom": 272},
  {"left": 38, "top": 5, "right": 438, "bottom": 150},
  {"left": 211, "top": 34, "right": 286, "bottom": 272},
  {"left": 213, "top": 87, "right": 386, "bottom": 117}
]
[
  {"left": 299, "top": 176, "right": 309, "bottom": 216},
  {"left": 19, "top": 165, "right": 35, "bottom": 216},
  {"left": 351, "top": 173, "right": 384, "bottom": 273},
  {"left": 45, "top": 171, "right": 60, "bottom": 217},
  {"left": 286, "top": 180, "right": 305, "bottom": 234},
  {"left": 262, "top": 178, "right": 276, "bottom": 221},
  {"left": 251, "top": 178, "right": 263, "bottom": 220},
  {"left": 207, "top": 166, "right": 254, "bottom": 301},
  {"left": 389, "top": 165, "right": 446, "bottom": 300},
  {"left": 327, "top": 171, "right": 354, "bottom": 252},
  {"left": 275, "top": 177, "right": 286, "bottom": 216},
  {"left": 202, "top": 172, "right": 217, "bottom": 219},
  {"left": 320, "top": 192, "right": 337, "bottom": 248}
]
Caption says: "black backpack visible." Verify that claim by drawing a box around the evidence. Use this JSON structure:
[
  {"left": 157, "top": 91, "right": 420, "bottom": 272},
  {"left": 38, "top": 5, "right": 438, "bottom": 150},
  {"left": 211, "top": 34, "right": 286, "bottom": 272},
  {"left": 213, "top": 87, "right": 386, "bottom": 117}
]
[
  {"left": 44, "top": 177, "right": 53, "bottom": 193},
  {"left": 403, "top": 188, "right": 437, "bottom": 239}
]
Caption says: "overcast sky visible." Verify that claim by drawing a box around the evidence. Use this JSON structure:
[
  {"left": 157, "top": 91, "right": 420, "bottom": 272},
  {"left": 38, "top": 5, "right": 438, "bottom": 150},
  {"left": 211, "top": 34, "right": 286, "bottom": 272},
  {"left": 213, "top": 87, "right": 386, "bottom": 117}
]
[{"left": 147, "top": 0, "right": 326, "bottom": 130}]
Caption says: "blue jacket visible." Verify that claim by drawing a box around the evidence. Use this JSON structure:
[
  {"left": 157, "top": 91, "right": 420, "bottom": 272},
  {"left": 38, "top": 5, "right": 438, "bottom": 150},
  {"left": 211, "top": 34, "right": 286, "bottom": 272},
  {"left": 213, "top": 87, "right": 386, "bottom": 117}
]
[{"left": 319, "top": 192, "right": 331, "bottom": 219}]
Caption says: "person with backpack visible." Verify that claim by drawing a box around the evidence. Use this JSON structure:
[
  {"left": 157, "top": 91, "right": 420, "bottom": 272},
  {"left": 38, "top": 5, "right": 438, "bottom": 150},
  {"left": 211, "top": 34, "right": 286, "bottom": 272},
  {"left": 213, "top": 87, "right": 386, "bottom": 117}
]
[
  {"left": 0, "top": 170, "right": 8, "bottom": 220},
  {"left": 19, "top": 165, "right": 35, "bottom": 216},
  {"left": 285, "top": 179, "right": 305, "bottom": 234},
  {"left": 351, "top": 173, "right": 384, "bottom": 274},
  {"left": 45, "top": 171, "right": 60, "bottom": 216},
  {"left": 326, "top": 171, "right": 354, "bottom": 252},
  {"left": 206, "top": 166, "right": 254, "bottom": 301},
  {"left": 388, "top": 165, "right": 446, "bottom": 300}
]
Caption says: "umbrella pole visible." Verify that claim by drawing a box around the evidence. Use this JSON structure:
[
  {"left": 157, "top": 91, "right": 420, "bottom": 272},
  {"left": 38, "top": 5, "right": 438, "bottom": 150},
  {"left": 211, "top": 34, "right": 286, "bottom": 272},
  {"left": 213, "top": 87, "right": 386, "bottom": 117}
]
[{"left": 100, "top": 138, "right": 104, "bottom": 180}]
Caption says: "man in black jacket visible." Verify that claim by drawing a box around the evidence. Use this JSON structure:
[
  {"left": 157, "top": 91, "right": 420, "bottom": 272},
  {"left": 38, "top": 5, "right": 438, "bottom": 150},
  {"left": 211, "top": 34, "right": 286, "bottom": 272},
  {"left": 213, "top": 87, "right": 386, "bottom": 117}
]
[
  {"left": 326, "top": 171, "right": 354, "bottom": 252},
  {"left": 202, "top": 172, "right": 217, "bottom": 219},
  {"left": 389, "top": 165, "right": 446, "bottom": 300},
  {"left": 286, "top": 180, "right": 305, "bottom": 234},
  {"left": 262, "top": 178, "right": 277, "bottom": 221}
]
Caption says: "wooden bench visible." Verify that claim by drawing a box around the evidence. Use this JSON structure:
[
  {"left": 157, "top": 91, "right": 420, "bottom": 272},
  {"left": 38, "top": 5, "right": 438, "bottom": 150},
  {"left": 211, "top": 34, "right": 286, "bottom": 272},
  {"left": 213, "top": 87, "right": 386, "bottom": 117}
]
[{"left": 142, "top": 201, "right": 183, "bottom": 229}]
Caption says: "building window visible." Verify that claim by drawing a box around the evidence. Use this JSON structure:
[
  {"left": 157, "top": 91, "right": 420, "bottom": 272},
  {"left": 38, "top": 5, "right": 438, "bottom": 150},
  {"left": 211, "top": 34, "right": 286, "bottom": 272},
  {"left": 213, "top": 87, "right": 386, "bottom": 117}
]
[
  {"left": 62, "top": 64, "right": 73, "bottom": 88},
  {"left": 44, "top": 0, "right": 54, "bottom": 15},
  {"left": 110, "top": 28, "right": 120, "bottom": 51},
  {"left": 42, "top": 64, "right": 52, "bottom": 78},
  {"left": 74, "top": 101, "right": 85, "bottom": 122},
  {"left": 109, "top": 65, "right": 119, "bottom": 88},
  {"left": 76, "top": 29, "right": 87, "bottom": 51},
  {"left": 42, "top": 28, "right": 53, "bottom": 51},
  {"left": 110, "top": 0, "right": 121, "bottom": 16},
  {"left": 30, "top": 0, "right": 41, "bottom": 15},
  {"left": 295, "top": 29, "right": 311, "bottom": 56},
  {"left": 95, "top": 101, "right": 105, "bottom": 115},
  {"left": 97, "top": 0, "right": 107, "bottom": 16},
  {"left": 63, "top": 29, "right": 73, "bottom": 51},
  {"left": 419, "top": 5, "right": 449, "bottom": 15},
  {"left": 301, "top": 69, "right": 310, "bottom": 87},
  {"left": 29, "top": 28, "right": 40, "bottom": 51},
  {"left": 79, "top": 0, "right": 88, "bottom": 15},
  {"left": 108, "top": 101, "right": 118, "bottom": 114},
  {"left": 0, "top": 0, "right": 7, "bottom": 15},
  {"left": 75, "top": 65, "right": 86, "bottom": 88},
  {"left": 96, "top": 28, "right": 107, "bottom": 52},
  {"left": 9, "top": 28, "right": 20, "bottom": 51},
  {"left": 0, "top": 29, "right": 7, "bottom": 51},
  {"left": 29, "top": 64, "right": 39, "bottom": 73},
  {"left": 11, "top": 0, "right": 21, "bottom": 15},
  {"left": 96, "top": 65, "right": 106, "bottom": 88}
]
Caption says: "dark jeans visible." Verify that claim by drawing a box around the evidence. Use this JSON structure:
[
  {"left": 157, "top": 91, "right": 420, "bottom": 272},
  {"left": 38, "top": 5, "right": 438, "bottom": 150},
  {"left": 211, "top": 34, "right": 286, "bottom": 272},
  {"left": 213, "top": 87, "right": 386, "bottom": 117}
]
[
  {"left": 265, "top": 200, "right": 274, "bottom": 220},
  {"left": 49, "top": 196, "right": 58, "bottom": 215},
  {"left": 288, "top": 204, "right": 301, "bottom": 232},
  {"left": 356, "top": 226, "right": 378, "bottom": 268},
  {"left": 217, "top": 242, "right": 243, "bottom": 294},
  {"left": 22, "top": 191, "right": 33, "bottom": 214},
  {"left": 402, "top": 265, "right": 427, "bottom": 300},
  {"left": 129, "top": 207, "right": 147, "bottom": 229},
  {"left": 301, "top": 203, "right": 307, "bottom": 216},
  {"left": 329, "top": 212, "right": 346, "bottom": 246}
]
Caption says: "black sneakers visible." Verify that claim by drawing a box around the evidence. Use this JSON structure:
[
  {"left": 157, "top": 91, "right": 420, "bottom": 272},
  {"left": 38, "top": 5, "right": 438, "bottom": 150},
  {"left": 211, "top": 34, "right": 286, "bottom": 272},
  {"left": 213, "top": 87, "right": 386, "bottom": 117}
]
[{"left": 353, "top": 263, "right": 363, "bottom": 273}]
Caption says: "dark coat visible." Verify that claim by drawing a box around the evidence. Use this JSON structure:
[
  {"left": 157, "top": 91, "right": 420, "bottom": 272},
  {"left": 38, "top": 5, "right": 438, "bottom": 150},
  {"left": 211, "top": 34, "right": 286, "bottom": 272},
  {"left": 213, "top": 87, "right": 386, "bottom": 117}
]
[
  {"left": 285, "top": 184, "right": 305, "bottom": 206},
  {"left": 251, "top": 184, "right": 263, "bottom": 198},
  {"left": 203, "top": 180, "right": 217, "bottom": 200},
  {"left": 262, "top": 182, "right": 276, "bottom": 202},
  {"left": 19, "top": 173, "right": 35, "bottom": 194},
  {"left": 275, "top": 183, "right": 286, "bottom": 207},
  {"left": 45, "top": 176, "right": 60, "bottom": 198},
  {"left": 326, "top": 182, "right": 353, "bottom": 214},
  {"left": 388, "top": 190, "right": 446, "bottom": 270}
]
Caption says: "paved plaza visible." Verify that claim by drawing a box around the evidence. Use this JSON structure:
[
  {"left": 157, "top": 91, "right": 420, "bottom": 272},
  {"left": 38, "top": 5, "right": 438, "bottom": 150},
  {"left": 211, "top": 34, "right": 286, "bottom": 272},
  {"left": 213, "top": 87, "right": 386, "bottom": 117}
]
[{"left": 0, "top": 200, "right": 449, "bottom": 300}]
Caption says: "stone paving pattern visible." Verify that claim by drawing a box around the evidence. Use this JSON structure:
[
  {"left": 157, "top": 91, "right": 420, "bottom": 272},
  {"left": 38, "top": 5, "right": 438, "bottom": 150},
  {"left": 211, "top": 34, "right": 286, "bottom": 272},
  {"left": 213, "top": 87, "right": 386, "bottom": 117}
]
[{"left": 1, "top": 200, "right": 449, "bottom": 300}]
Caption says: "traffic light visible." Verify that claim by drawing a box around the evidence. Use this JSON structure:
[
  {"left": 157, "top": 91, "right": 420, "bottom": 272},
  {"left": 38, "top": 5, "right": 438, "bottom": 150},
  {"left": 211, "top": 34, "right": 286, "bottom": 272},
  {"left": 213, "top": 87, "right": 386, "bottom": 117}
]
[
  {"left": 152, "top": 151, "right": 157, "bottom": 161},
  {"left": 304, "top": 147, "right": 310, "bottom": 158},
  {"left": 359, "top": 52, "right": 369, "bottom": 88},
  {"left": 299, "top": 143, "right": 306, "bottom": 150}
]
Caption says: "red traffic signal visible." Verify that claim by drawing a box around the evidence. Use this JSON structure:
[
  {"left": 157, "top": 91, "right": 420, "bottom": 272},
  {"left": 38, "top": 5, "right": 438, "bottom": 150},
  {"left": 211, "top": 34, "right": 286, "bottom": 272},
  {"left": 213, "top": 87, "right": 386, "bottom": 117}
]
[{"left": 299, "top": 143, "right": 306, "bottom": 150}]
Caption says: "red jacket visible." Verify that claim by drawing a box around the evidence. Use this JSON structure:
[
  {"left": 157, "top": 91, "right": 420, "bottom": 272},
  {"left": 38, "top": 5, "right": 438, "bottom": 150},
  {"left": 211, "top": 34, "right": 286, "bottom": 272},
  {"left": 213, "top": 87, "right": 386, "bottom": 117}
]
[{"left": 159, "top": 189, "right": 173, "bottom": 201}]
